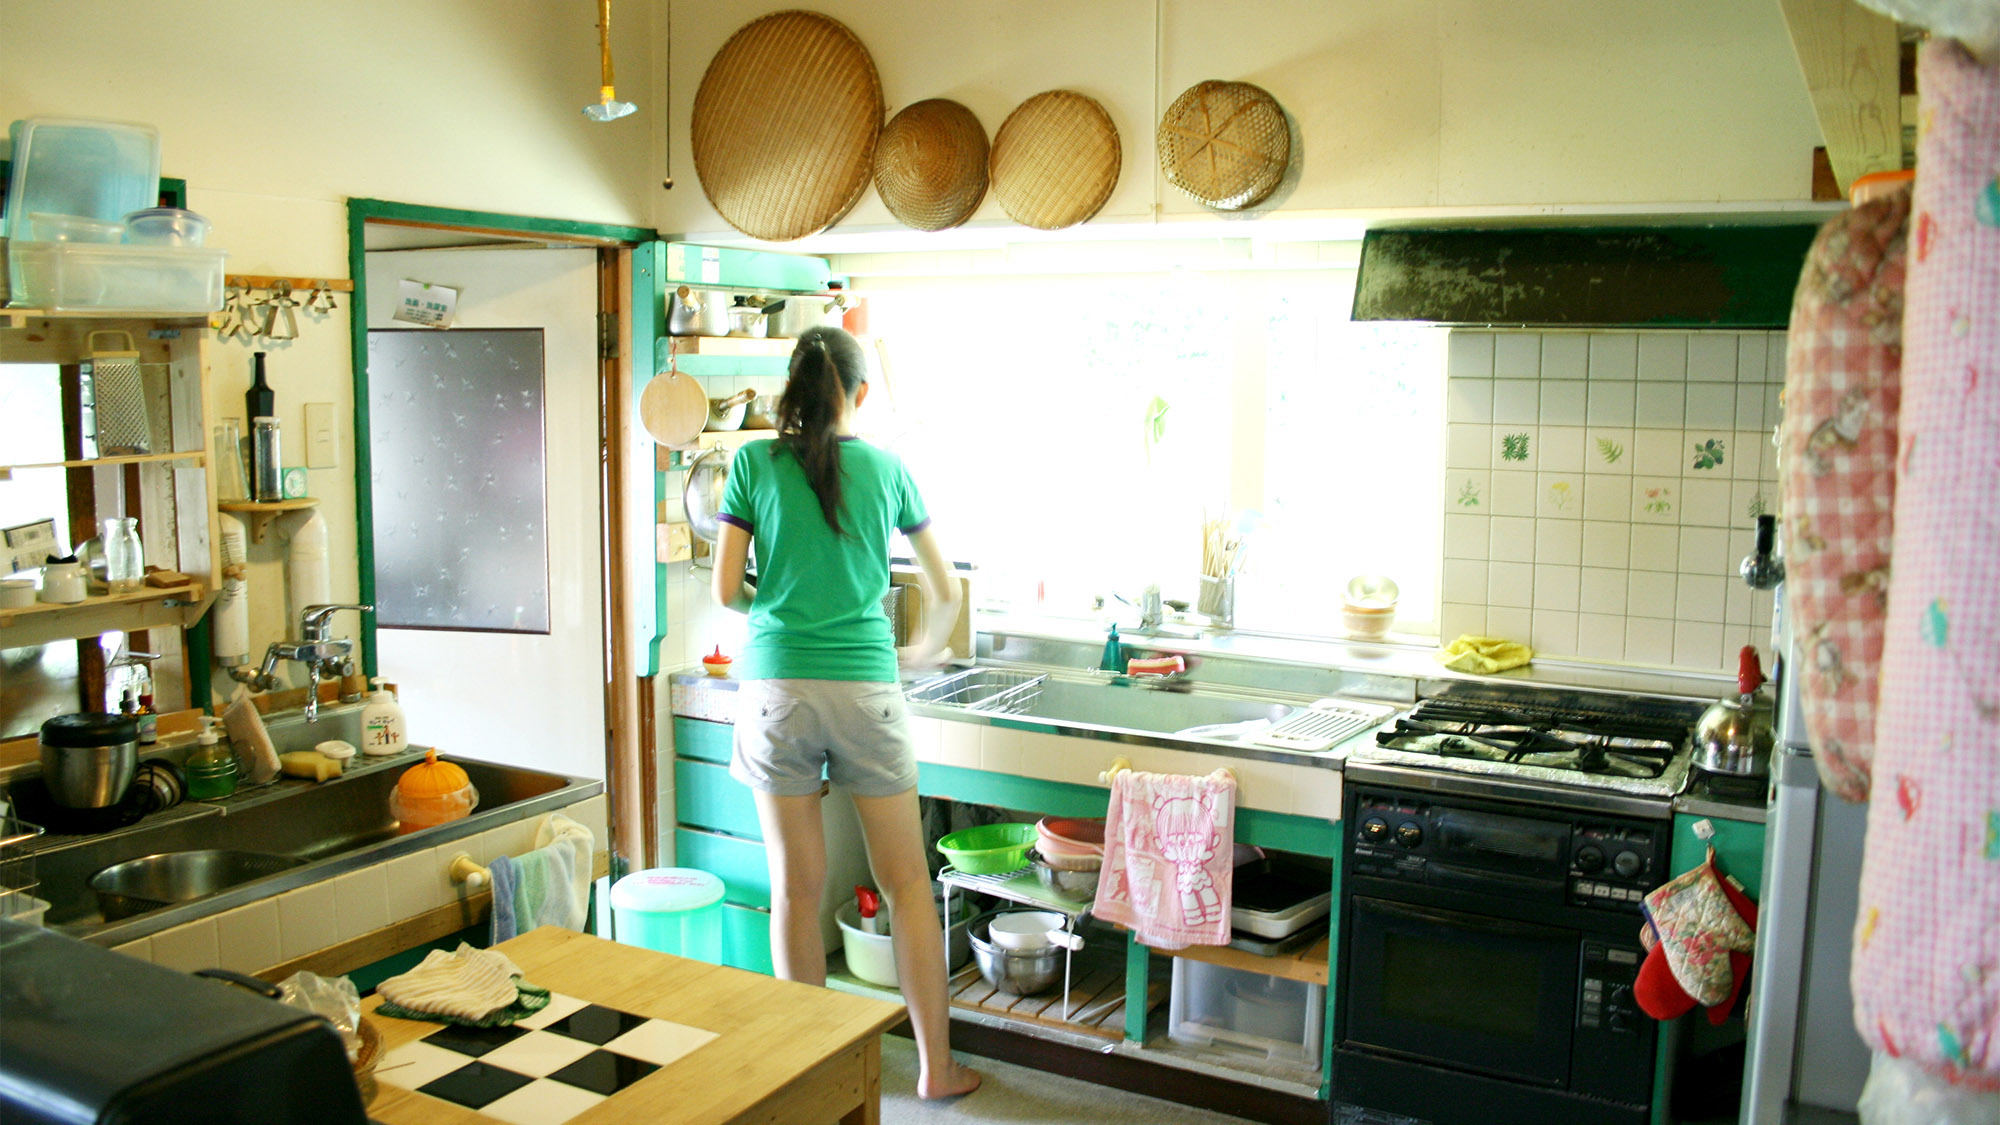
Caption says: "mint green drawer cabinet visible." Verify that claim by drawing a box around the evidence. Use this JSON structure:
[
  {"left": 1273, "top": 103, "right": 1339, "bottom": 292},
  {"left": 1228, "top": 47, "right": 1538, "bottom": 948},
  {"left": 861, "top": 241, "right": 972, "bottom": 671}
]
[
  {"left": 674, "top": 717, "right": 733, "bottom": 765},
  {"left": 674, "top": 827, "right": 770, "bottom": 910},
  {"left": 675, "top": 759, "right": 761, "bottom": 840},
  {"left": 721, "top": 902, "right": 774, "bottom": 976}
]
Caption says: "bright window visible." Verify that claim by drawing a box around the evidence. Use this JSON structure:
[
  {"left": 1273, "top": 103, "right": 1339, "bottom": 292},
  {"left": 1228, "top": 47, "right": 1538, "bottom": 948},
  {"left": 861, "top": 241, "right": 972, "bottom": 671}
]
[{"left": 852, "top": 255, "right": 1443, "bottom": 640}]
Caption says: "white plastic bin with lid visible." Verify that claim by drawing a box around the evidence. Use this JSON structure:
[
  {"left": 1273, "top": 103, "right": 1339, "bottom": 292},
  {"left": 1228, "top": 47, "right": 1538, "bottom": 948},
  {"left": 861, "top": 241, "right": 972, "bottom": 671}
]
[
  {"left": 609, "top": 868, "right": 725, "bottom": 964},
  {"left": 1168, "top": 957, "right": 1325, "bottom": 1068},
  {"left": 4, "top": 118, "right": 161, "bottom": 237}
]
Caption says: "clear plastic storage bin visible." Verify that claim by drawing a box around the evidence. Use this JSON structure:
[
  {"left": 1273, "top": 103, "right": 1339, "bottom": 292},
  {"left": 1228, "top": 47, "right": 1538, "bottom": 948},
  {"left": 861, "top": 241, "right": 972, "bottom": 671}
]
[
  {"left": 1168, "top": 958, "right": 1325, "bottom": 1068},
  {"left": 8, "top": 242, "right": 225, "bottom": 313},
  {"left": 4, "top": 118, "right": 161, "bottom": 235}
]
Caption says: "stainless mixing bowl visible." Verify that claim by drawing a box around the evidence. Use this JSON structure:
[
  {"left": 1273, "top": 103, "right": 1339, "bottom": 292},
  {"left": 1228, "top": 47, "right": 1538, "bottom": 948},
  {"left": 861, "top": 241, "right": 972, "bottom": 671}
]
[
  {"left": 968, "top": 911, "right": 1064, "bottom": 995},
  {"left": 1030, "top": 849, "right": 1100, "bottom": 901}
]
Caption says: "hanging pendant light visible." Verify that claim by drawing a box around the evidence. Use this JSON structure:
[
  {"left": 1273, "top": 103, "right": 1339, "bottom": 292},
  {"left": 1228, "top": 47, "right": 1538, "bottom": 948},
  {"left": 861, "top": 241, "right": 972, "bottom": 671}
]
[{"left": 584, "top": 0, "right": 636, "bottom": 121}]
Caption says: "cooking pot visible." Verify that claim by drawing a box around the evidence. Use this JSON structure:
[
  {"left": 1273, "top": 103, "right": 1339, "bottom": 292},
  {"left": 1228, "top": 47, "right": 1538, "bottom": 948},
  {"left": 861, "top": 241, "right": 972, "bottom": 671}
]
[
  {"left": 764, "top": 294, "right": 848, "bottom": 339},
  {"left": 1693, "top": 646, "right": 1773, "bottom": 778},
  {"left": 705, "top": 389, "right": 756, "bottom": 432},
  {"left": 726, "top": 299, "right": 767, "bottom": 338},
  {"left": 682, "top": 446, "right": 730, "bottom": 552},
  {"left": 668, "top": 287, "right": 729, "bottom": 337},
  {"left": 740, "top": 392, "right": 781, "bottom": 430},
  {"left": 39, "top": 712, "right": 140, "bottom": 809}
]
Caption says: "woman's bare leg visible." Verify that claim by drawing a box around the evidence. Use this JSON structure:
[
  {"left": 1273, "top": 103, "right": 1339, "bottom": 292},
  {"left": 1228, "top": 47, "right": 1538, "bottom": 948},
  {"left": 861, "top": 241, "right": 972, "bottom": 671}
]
[
  {"left": 751, "top": 790, "right": 828, "bottom": 986},
  {"left": 850, "top": 788, "right": 982, "bottom": 1099}
]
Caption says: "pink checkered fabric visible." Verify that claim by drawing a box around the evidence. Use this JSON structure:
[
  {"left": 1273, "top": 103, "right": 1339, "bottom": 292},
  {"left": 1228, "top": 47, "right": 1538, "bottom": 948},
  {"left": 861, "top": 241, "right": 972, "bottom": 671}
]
[
  {"left": 1781, "top": 185, "right": 1908, "bottom": 804},
  {"left": 1852, "top": 39, "right": 2000, "bottom": 1093}
]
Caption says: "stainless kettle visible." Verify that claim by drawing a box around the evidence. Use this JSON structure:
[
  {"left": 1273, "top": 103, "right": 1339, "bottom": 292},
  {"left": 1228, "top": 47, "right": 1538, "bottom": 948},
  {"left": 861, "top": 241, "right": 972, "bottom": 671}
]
[{"left": 1694, "top": 645, "right": 1774, "bottom": 778}]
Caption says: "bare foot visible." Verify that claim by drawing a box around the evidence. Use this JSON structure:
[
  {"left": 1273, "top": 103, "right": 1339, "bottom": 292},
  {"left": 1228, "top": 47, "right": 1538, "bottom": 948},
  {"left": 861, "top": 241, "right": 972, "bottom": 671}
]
[{"left": 917, "top": 1060, "right": 983, "bottom": 1100}]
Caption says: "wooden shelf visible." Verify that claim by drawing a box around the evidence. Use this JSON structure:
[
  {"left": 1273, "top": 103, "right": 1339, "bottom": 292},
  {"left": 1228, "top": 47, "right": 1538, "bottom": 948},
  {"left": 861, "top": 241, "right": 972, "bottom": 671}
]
[
  {"left": 668, "top": 335, "right": 798, "bottom": 358},
  {"left": 655, "top": 427, "right": 775, "bottom": 471},
  {"left": 0, "top": 308, "right": 212, "bottom": 328},
  {"left": 0, "top": 581, "right": 211, "bottom": 649},
  {"left": 2, "top": 450, "right": 206, "bottom": 473},
  {"left": 219, "top": 498, "right": 319, "bottom": 543},
  {"left": 1139, "top": 930, "right": 1331, "bottom": 988}
]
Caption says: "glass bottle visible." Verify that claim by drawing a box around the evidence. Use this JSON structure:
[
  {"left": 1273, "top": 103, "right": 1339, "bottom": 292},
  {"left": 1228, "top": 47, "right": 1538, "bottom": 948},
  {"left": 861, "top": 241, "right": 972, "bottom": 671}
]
[{"left": 103, "top": 516, "right": 144, "bottom": 591}]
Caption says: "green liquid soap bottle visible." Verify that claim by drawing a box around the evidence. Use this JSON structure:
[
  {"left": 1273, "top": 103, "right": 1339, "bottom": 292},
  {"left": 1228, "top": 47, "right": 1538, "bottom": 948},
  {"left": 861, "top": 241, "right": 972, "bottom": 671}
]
[
  {"left": 185, "top": 717, "right": 238, "bottom": 801},
  {"left": 1101, "top": 624, "right": 1124, "bottom": 674}
]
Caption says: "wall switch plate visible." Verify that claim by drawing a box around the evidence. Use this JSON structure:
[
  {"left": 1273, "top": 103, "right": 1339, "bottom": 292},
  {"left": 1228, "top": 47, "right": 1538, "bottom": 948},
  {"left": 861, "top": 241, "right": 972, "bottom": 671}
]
[{"left": 304, "top": 402, "right": 337, "bottom": 468}]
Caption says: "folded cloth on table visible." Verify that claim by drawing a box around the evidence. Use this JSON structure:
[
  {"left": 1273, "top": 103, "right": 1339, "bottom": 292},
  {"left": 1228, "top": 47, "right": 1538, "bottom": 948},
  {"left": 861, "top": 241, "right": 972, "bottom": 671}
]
[
  {"left": 1092, "top": 768, "right": 1237, "bottom": 949},
  {"left": 1435, "top": 635, "right": 1534, "bottom": 674},
  {"left": 375, "top": 942, "right": 550, "bottom": 1026}
]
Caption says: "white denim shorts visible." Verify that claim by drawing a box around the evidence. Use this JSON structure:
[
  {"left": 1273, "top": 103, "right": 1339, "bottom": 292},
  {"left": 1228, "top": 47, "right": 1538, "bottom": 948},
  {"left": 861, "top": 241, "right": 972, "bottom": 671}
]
[{"left": 729, "top": 678, "right": 918, "bottom": 798}]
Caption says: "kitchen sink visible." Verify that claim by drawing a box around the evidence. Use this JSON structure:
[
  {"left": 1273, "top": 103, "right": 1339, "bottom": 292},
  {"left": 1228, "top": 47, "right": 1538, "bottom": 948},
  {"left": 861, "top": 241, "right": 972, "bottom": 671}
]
[
  {"left": 12, "top": 703, "right": 600, "bottom": 944},
  {"left": 906, "top": 668, "right": 1297, "bottom": 737}
]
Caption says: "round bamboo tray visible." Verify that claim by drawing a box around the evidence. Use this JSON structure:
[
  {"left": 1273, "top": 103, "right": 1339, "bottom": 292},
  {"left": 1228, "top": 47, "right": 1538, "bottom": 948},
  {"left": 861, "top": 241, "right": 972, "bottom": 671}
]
[
  {"left": 691, "top": 11, "right": 883, "bottom": 241},
  {"left": 989, "top": 90, "right": 1120, "bottom": 231},
  {"left": 1157, "top": 80, "right": 1289, "bottom": 211},
  {"left": 352, "top": 1014, "right": 382, "bottom": 1106},
  {"left": 873, "top": 99, "right": 989, "bottom": 232}
]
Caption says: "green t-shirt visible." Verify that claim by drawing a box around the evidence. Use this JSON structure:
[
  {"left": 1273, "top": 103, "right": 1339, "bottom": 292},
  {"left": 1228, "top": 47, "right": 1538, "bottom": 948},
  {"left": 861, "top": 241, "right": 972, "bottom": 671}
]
[{"left": 717, "top": 437, "right": 930, "bottom": 682}]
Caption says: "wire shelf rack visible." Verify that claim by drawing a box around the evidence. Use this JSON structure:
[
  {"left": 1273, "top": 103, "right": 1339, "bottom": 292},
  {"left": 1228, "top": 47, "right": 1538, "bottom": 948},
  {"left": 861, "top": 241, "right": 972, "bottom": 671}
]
[{"left": 1, "top": 814, "right": 47, "bottom": 921}]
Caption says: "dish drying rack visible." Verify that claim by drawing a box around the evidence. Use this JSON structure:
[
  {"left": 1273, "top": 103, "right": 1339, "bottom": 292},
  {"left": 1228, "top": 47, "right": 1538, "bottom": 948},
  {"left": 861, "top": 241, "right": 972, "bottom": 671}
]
[
  {"left": 906, "top": 668, "right": 1049, "bottom": 714},
  {"left": 1252, "top": 699, "right": 1395, "bottom": 753},
  {"left": 935, "top": 861, "right": 1094, "bottom": 1020},
  {"left": 1, "top": 814, "right": 47, "bottom": 924}
]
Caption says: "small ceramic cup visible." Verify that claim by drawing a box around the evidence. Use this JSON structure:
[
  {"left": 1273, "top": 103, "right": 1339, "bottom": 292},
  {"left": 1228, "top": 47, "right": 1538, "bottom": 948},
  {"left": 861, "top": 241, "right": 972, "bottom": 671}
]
[{"left": 37, "top": 561, "right": 88, "bottom": 604}]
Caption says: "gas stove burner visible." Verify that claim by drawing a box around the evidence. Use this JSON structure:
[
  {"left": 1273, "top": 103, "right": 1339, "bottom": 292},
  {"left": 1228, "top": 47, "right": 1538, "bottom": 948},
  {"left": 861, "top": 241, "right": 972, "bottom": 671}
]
[{"left": 1355, "top": 690, "right": 1703, "bottom": 801}]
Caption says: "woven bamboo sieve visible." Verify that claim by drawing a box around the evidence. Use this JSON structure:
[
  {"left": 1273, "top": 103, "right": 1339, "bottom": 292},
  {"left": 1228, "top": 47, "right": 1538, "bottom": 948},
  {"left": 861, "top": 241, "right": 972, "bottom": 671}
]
[
  {"left": 691, "top": 10, "right": 884, "bottom": 242},
  {"left": 1157, "top": 80, "right": 1289, "bottom": 211},
  {"left": 873, "top": 99, "right": 989, "bottom": 232},
  {"left": 989, "top": 90, "right": 1121, "bottom": 231}
]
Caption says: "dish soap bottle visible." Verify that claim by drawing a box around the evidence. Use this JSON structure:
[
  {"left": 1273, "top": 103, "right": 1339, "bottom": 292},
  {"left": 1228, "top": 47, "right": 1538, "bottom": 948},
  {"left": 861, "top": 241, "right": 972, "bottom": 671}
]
[
  {"left": 185, "top": 717, "right": 238, "bottom": 800},
  {"left": 361, "top": 678, "right": 408, "bottom": 757}
]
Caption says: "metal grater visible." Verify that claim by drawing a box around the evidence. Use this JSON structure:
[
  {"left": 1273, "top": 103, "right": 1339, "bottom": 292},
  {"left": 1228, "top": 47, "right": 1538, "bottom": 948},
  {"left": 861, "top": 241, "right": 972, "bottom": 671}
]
[
  {"left": 85, "top": 331, "right": 151, "bottom": 455},
  {"left": 1255, "top": 699, "right": 1393, "bottom": 752}
]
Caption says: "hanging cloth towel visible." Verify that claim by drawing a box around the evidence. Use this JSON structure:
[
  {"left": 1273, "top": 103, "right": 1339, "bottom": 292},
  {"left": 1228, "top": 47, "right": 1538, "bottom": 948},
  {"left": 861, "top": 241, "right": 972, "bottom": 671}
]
[
  {"left": 375, "top": 943, "right": 551, "bottom": 1026},
  {"left": 1853, "top": 36, "right": 2000, "bottom": 1094},
  {"left": 1434, "top": 635, "right": 1533, "bottom": 675},
  {"left": 488, "top": 812, "right": 596, "bottom": 944},
  {"left": 1092, "top": 768, "right": 1237, "bottom": 949},
  {"left": 1779, "top": 178, "right": 1909, "bottom": 803}
]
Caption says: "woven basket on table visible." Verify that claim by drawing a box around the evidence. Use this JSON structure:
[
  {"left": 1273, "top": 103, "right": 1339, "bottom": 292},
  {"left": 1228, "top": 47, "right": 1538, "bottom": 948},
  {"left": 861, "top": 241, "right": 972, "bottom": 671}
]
[
  {"left": 873, "top": 99, "right": 989, "bottom": 232},
  {"left": 989, "top": 90, "right": 1121, "bottom": 231},
  {"left": 351, "top": 1014, "right": 382, "bottom": 1106},
  {"left": 691, "top": 10, "right": 883, "bottom": 242},
  {"left": 1157, "top": 80, "right": 1289, "bottom": 211}
]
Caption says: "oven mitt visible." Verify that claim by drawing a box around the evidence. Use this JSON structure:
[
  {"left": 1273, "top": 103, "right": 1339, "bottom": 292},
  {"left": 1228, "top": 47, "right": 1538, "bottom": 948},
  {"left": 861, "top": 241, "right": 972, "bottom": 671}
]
[
  {"left": 1435, "top": 635, "right": 1533, "bottom": 674},
  {"left": 1640, "top": 848, "right": 1755, "bottom": 1008},
  {"left": 1637, "top": 873, "right": 1759, "bottom": 1024}
]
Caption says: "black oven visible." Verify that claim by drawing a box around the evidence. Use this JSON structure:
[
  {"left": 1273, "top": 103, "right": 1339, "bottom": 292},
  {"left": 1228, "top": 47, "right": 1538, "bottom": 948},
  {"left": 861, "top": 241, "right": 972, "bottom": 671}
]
[{"left": 1334, "top": 784, "right": 1666, "bottom": 1125}]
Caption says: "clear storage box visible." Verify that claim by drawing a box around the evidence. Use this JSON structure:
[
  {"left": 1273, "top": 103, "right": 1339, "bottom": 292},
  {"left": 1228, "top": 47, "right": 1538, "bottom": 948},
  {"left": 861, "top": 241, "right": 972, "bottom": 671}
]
[
  {"left": 4, "top": 118, "right": 161, "bottom": 235},
  {"left": 1168, "top": 957, "right": 1325, "bottom": 1068},
  {"left": 8, "top": 241, "right": 225, "bottom": 313}
]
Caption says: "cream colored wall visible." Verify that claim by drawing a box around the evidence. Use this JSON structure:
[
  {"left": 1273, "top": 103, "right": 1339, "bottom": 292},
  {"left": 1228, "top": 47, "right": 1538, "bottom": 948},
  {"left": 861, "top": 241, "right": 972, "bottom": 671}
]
[
  {"left": 3, "top": 0, "right": 659, "bottom": 692},
  {"left": 654, "top": 0, "right": 1822, "bottom": 241}
]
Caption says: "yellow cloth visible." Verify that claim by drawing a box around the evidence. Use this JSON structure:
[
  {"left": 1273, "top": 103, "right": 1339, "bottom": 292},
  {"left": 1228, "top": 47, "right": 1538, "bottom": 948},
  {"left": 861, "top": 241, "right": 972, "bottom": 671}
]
[{"left": 1436, "top": 635, "right": 1534, "bottom": 674}]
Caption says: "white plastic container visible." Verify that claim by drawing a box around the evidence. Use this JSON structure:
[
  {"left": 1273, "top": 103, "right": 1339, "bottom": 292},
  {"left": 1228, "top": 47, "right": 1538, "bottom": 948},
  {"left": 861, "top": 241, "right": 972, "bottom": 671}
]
[
  {"left": 836, "top": 898, "right": 972, "bottom": 988},
  {"left": 4, "top": 118, "right": 161, "bottom": 236},
  {"left": 0, "top": 891, "right": 51, "bottom": 928},
  {"left": 1168, "top": 958, "right": 1325, "bottom": 1068},
  {"left": 360, "top": 679, "right": 408, "bottom": 757},
  {"left": 8, "top": 241, "right": 224, "bottom": 313}
]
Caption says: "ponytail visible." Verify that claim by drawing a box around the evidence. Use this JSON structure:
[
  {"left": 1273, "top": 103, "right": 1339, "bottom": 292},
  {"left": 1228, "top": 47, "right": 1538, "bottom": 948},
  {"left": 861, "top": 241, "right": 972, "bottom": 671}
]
[{"left": 773, "top": 325, "right": 867, "bottom": 534}]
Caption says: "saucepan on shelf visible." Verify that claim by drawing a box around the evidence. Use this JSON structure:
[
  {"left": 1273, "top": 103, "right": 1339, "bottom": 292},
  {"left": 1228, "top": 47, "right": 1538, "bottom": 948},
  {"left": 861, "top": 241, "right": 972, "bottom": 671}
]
[{"left": 704, "top": 389, "right": 756, "bottom": 432}]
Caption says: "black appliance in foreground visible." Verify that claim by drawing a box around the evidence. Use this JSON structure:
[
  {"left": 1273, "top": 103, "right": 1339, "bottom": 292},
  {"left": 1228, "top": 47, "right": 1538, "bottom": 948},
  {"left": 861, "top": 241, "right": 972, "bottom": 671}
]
[
  {"left": 1334, "top": 687, "right": 1702, "bottom": 1125},
  {"left": 0, "top": 919, "right": 367, "bottom": 1125}
]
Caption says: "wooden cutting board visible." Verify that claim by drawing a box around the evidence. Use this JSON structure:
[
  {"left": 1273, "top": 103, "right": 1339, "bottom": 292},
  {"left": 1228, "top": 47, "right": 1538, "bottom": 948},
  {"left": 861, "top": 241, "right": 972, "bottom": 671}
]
[{"left": 640, "top": 369, "right": 709, "bottom": 447}]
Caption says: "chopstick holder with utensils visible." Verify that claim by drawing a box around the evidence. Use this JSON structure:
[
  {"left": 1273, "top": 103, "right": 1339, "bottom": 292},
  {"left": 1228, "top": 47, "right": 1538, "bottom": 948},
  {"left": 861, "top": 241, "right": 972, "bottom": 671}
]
[{"left": 1092, "top": 766, "right": 1238, "bottom": 949}]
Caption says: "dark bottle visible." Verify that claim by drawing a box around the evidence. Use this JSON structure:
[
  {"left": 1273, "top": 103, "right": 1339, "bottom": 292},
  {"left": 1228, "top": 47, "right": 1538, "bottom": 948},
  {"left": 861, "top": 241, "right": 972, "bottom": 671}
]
[{"left": 246, "top": 352, "right": 274, "bottom": 420}]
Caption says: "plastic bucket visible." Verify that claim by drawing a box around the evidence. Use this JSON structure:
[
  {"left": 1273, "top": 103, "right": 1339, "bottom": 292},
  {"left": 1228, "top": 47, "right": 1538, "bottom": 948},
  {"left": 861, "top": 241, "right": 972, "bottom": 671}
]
[
  {"left": 610, "top": 868, "right": 725, "bottom": 964},
  {"left": 836, "top": 897, "right": 973, "bottom": 988}
]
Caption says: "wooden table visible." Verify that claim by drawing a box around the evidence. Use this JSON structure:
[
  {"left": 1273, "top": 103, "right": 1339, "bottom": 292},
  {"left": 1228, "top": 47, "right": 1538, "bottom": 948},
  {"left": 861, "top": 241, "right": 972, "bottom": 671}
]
[{"left": 364, "top": 927, "right": 906, "bottom": 1124}]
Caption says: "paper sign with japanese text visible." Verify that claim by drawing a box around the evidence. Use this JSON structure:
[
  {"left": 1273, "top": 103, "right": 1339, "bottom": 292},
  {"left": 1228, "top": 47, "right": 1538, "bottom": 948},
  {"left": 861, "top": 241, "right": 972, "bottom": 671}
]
[{"left": 394, "top": 280, "right": 459, "bottom": 328}]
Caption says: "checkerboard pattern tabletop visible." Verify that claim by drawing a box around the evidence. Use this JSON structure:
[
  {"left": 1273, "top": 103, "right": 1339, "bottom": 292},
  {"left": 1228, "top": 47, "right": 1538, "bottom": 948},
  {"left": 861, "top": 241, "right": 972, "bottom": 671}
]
[{"left": 377, "top": 994, "right": 718, "bottom": 1124}]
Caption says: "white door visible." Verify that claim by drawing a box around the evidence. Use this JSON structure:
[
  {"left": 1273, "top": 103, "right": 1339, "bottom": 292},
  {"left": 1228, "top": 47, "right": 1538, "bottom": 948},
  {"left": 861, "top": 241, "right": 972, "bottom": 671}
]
[{"left": 364, "top": 247, "right": 605, "bottom": 780}]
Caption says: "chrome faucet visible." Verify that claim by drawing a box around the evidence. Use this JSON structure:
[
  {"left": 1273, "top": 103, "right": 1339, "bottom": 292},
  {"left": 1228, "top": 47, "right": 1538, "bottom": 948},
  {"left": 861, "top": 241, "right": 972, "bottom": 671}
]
[{"left": 255, "top": 603, "right": 372, "bottom": 721}]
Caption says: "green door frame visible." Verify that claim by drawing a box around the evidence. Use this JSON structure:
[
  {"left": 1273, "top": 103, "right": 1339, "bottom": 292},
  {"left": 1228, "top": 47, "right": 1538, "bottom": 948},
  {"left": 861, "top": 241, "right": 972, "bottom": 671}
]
[{"left": 343, "top": 198, "right": 654, "bottom": 676}]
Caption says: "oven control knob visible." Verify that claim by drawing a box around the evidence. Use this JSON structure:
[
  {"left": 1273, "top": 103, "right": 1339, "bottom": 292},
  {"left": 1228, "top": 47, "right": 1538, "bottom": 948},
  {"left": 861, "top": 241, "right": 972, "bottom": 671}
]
[
  {"left": 1613, "top": 851, "right": 1644, "bottom": 879},
  {"left": 1609, "top": 1010, "right": 1634, "bottom": 1033},
  {"left": 1575, "top": 845, "right": 1605, "bottom": 873},
  {"left": 1361, "top": 816, "right": 1390, "bottom": 843},
  {"left": 1395, "top": 821, "right": 1424, "bottom": 848}
]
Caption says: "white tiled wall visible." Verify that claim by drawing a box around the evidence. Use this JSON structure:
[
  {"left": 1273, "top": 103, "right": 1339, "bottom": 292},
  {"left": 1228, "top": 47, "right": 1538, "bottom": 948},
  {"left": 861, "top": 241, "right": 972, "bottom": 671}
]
[
  {"left": 1441, "top": 331, "right": 1779, "bottom": 674},
  {"left": 112, "top": 796, "right": 609, "bottom": 974}
]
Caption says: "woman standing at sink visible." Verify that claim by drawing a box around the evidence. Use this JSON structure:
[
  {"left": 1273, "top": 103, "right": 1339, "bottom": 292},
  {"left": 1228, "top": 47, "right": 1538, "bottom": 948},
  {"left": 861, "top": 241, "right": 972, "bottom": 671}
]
[{"left": 711, "top": 325, "right": 980, "bottom": 1101}]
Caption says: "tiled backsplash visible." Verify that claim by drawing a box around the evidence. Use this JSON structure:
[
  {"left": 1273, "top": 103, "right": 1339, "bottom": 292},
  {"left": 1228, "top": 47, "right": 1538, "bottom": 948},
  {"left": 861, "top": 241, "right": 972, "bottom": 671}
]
[{"left": 1440, "top": 331, "right": 1780, "bottom": 674}]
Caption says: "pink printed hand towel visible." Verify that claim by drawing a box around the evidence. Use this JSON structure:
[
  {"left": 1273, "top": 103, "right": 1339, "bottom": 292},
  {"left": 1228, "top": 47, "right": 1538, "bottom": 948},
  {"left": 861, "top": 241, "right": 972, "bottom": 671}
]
[{"left": 1092, "top": 768, "right": 1237, "bottom": 948}]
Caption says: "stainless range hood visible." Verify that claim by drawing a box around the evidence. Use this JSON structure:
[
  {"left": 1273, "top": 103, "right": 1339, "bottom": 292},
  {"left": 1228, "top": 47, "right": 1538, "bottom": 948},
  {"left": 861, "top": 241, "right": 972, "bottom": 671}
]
[{"left": 1349, "top": 223, "right": 1824, "bottom": 329}]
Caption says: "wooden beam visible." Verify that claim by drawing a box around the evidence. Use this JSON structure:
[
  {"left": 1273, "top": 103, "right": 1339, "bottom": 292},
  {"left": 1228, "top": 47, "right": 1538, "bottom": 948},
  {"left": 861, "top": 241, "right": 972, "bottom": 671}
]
[{"left": 1778, "top": 0, "right": 1903, "bottom": 195}]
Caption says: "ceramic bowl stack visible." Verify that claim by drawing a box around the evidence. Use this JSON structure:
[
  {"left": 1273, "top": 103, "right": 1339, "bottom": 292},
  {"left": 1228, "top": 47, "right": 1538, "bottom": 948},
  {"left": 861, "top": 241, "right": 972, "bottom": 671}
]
[{"left": 1032, "top": 816, "right": 1105, "bottom": 900}]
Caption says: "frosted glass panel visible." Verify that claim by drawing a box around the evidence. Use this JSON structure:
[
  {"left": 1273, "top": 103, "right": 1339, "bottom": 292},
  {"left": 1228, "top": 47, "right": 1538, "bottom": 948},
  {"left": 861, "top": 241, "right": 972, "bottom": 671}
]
[{"left": 366, "top": 328, "right": 549, "bottom": 633}]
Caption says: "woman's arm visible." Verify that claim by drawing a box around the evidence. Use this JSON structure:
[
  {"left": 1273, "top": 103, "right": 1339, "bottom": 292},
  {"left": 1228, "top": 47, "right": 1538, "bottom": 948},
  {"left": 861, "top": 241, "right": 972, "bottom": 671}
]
[
  {"left": 712, "top": 523, "right": 756, "bottom": 614},
  {"left": 898, "top": 526, "right": 962, "bottom": 668}
]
